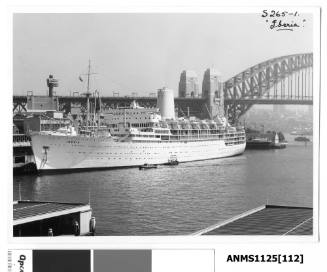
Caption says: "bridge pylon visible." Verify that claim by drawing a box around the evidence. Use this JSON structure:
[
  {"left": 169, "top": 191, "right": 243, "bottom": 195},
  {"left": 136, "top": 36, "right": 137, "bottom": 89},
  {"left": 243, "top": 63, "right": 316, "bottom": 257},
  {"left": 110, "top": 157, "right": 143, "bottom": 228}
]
[{"left": 202, "top": 68, "right": 225, "bottom": 120}]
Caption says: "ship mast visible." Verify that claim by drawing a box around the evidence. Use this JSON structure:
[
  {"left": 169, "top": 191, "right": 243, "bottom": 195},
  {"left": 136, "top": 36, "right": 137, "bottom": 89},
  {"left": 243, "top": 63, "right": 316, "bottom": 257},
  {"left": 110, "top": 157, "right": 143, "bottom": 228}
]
[
  {"left": 87, "top": 59, "right": 91, "bottom": 94},
  {"left": 86, "top": 60, "right": 91, "bottom": 131},
  {"left": 83, "top": 59, "right": 96, "bottom": 132},
  {"left": 97, "top": 91, "right": 101, "bottom": 130},
  {"left": 94, "top": 90, "right": 97, "bottom": 129}
]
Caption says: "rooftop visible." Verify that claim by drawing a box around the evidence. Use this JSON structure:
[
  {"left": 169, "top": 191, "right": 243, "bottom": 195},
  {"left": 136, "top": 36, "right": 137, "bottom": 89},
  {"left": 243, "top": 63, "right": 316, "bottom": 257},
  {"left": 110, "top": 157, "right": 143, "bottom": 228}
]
[
  {"left": 193, "top": 205, "right": 313, "bottom": 235},
  {"left": 13, "top": 200, "right": 91, "bottom": 226}
]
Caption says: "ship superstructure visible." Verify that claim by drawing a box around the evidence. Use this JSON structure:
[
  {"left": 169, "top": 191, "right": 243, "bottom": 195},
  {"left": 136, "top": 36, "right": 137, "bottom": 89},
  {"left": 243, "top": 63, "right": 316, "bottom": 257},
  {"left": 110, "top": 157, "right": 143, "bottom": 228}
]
[
  {"left": 30, "top": 87, "right": 245, "bottom": 171},
  {"left": 102, "top": 101, "right": 161, "bottom": 137}
]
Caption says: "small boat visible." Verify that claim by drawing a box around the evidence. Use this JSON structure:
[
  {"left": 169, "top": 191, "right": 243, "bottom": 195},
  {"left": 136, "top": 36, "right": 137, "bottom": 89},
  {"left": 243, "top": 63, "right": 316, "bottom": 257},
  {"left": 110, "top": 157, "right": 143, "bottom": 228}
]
[
  {"left": 294, "top": 136, "right": 310, "bottom": 142},
  {"left": 271, "top": 142, "right": 287, "bottom": 149},
  {"left": 139, "top": 163, "right": 158, "bottom": 170},
  {"left": 165, "top": 155, "right": 179, "bottom": 166},
  {"left": 166, "top": 160, "right": 179, "bottom": 166}
]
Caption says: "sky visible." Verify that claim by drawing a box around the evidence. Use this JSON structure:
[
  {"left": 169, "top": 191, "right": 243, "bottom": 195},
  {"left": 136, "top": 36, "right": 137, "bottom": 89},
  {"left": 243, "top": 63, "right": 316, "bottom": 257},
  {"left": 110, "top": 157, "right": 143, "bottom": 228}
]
[{"left": 13, "top": 13, "right": 313, "bottom": 97}]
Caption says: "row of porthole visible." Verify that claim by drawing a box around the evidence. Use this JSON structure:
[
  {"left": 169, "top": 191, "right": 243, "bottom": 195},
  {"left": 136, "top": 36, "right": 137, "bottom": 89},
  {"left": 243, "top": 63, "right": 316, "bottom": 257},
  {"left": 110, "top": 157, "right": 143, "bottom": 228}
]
[
  {"left": 79, "top": 150, "right": 187, "bottom": 156},
  {"left": 76, "top": 142, "right": 224, "bottom": 149},
  {"left": 130, "top": 139, "right": 222, "bottom": 144},
  {"left": 69, "top": 141, "right": 234, "bottom": 150},
  {"left": 94, "top": 157, "right": 156, "bottom": 160},
  {"left": 81, "top": 151, "right": 185, "bottom": 155}
]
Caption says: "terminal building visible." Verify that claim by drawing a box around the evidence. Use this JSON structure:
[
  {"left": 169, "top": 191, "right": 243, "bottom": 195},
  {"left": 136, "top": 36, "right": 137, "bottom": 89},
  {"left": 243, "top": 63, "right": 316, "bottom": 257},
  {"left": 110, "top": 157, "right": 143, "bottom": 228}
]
[
  {"left": 178, "top": 70, "right": 200, "bottom": 98},
  {"left": 13, "top": 75, "right": 70, "bottom": 174}
]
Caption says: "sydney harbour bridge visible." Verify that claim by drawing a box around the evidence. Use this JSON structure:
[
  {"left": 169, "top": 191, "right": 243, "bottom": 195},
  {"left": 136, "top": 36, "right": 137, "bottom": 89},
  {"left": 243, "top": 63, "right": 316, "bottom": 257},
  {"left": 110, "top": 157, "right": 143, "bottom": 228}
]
[{"left": 13, "top": 53, "right": 313, "bottom": 123}]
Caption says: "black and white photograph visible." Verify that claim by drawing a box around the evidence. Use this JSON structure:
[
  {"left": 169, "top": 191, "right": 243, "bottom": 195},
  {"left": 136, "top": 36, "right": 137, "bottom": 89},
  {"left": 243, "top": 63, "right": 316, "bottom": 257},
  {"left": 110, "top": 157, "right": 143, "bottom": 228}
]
[{"left": 12, "top": 11, "right": 318, "bottom": 237}]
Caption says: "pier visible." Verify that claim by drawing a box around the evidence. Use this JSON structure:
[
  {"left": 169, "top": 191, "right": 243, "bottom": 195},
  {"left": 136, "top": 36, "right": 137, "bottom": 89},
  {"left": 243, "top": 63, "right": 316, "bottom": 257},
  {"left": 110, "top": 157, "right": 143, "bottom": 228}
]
[
  {"left": 192, "top": 205, "right": 313, "bottom": 235},
  {"left": 13, "top": 134, "right": 31, "bottom": 147},
  {"left": 13, "top": 200, "right": 95, "bottom": 237},
  {"left": 13, "top": 134, "right": 36, "bottom": 174}
]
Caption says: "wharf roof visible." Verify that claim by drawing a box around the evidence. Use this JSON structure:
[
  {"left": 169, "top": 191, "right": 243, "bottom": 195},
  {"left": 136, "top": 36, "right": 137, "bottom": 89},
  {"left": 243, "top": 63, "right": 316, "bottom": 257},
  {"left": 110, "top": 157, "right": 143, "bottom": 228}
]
[
  {"left": 13, "top": 200, "right": 91, "bottom": 226},
  {"left": 193, "top": 205, "right": 313, "bottom": 235}
]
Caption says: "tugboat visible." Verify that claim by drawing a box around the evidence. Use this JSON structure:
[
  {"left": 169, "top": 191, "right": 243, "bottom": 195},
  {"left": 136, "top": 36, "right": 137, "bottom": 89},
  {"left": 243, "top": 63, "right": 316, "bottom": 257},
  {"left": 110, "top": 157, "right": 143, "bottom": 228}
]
[
  {"left": 246, "top": 137, "right": 273, "bottom": 149},
  {"left": 246, "top": 130, "right": 287, "bottom": 149},
  {"left": 139, "top": 163, "right": 158, "bottom": 170}
]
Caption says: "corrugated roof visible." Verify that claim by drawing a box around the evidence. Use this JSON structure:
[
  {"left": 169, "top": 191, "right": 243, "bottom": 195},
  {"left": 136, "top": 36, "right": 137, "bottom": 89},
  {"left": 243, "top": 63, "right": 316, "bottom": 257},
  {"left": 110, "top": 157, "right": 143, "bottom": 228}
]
[
  {"left": 287, "top": 218, "right": 313, "bottom": 235},
  {"left": 196, "top": 205, "right": 313, "bottom": 235},
  {"left": 13, "top": 201, "right": 91, "bottom": 225}
]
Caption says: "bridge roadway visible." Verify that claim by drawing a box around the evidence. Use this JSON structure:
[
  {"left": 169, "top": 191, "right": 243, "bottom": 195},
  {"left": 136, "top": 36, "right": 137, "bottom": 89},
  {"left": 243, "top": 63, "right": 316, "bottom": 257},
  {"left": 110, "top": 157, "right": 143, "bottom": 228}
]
[
  {"left": 227, "top": 98, "right": 313, "bottom": 105},
  {"left": 13, "top": 94, "right": 313, "bottom": 121},
  {"left": 13, "top": 94, "right": 313, "bottom": 107}
]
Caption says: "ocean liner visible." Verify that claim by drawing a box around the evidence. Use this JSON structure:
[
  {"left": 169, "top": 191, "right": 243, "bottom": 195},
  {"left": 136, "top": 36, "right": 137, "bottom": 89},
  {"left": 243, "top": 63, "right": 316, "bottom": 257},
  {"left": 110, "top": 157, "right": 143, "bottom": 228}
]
[
  {"left": 30, "top": 87, "right": 246, "bottom": 171},
  {"left": 30, "top": 61, "right": 246, "bottom": 171}
]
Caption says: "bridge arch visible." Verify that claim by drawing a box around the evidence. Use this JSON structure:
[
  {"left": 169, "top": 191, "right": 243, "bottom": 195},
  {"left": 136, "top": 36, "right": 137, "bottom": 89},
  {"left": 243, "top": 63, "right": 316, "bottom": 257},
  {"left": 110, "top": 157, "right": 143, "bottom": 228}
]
[{"left": 223, "top": 53, "right": 313, "bottom": 123}]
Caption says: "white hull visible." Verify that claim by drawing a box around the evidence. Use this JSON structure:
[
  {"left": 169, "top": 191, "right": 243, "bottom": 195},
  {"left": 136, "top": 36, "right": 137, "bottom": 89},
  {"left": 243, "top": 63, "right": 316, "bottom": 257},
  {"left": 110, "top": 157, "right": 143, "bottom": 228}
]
[{"left": 31, "top": 134, "right": 246, "bottom": 171}]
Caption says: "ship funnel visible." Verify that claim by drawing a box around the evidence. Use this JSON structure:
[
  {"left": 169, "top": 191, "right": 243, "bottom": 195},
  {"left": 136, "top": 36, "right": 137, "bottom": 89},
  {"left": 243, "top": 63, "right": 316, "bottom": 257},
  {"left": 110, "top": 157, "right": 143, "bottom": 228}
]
[{"left": 157, "top": 87, "right": 175, "bottom": 120}]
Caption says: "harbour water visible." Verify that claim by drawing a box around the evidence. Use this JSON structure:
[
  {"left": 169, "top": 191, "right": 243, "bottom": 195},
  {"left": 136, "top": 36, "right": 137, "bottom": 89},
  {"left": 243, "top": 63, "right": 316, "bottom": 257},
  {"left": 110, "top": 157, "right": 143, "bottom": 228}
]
[{"left": 13, "top": 138, "right": 313, "bottom": 235}]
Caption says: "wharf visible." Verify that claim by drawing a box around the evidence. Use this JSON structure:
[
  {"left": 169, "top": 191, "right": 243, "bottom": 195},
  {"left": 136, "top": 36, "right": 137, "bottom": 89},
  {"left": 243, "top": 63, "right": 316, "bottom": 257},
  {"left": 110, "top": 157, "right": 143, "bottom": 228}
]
[
  {"left": 13, "top": 134, "right": 36, "bottom": 174},
  {"left": 13, "top": 200, "right": 95, "bottom": 237},
  {"left": 13, "top": 134, "right": 31, "bottom": 147},
  {"left": 193, "top": 205, "right": 313, "bottom": 235}
]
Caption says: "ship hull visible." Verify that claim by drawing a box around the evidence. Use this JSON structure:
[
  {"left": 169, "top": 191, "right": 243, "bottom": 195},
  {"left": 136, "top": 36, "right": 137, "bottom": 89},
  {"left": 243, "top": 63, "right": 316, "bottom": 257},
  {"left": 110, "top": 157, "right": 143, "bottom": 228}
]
[{"left": 31, "top": 134, "right": 246, "bottom": 171}]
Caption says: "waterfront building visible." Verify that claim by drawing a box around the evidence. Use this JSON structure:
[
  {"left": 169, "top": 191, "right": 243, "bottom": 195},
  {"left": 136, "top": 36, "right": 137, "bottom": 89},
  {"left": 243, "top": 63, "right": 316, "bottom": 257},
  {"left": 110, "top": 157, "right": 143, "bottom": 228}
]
[
  {"left": 178, "top": 70, "right": 200, "bottom": 98},
  {"left": 13, "top": 200, "right": 94, "bottom": 236}
]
